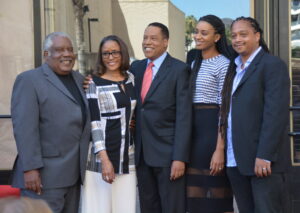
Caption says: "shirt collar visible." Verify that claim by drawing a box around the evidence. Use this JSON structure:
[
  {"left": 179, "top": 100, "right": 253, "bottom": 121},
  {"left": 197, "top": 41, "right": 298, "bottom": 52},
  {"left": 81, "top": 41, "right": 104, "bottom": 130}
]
[
  {"left": 147, "top": 52, "right": 167, "bottom": 69},
  {"left": 234, "top": 46, "right": 262, "bottom": 73}
]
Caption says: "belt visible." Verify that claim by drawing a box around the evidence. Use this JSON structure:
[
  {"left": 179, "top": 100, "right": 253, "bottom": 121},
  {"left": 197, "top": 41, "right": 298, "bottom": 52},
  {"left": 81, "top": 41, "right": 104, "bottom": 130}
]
[{"left": 193, "top": 104, "right": 219, "bottom": 109}]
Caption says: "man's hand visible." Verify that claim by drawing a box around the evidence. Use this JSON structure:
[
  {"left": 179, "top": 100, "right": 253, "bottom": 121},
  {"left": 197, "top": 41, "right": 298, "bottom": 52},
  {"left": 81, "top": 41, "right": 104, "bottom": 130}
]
[
  {"left": 170, "top": 160, "right": 185, "bottom": 181},
  {"left": 254, "top": 157, "right": 272, "bottom": 177},
  {"left": 83, "top": 74, "right": 92, "bottom": 90},
  {"left": 129, "top": 119, "right": 135, "bottom": 130},
  {"left": 24, "top": 169, "right": 42, "bottom": 195}
]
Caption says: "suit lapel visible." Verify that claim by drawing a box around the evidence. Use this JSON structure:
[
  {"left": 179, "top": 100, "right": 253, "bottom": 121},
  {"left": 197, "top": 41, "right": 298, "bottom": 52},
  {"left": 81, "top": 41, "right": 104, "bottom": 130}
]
[
  {"left": 42, "top": 63, "right": 77, "bottom": 103},
  {"left": 235, "top": 49, "right": 265, "bottom": 91},
  {"left": 144, "top": 54, "right": 171, "bottom": 102}
]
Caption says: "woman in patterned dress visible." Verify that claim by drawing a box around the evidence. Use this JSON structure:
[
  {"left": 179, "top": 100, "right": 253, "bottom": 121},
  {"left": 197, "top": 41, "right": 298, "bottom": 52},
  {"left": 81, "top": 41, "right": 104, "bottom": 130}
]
[
  {"left": 186, "top": 15, "right": 234, "bottom": 213},
  {"left": 81, "top": 35, "right": 137, "bottom": 213}
]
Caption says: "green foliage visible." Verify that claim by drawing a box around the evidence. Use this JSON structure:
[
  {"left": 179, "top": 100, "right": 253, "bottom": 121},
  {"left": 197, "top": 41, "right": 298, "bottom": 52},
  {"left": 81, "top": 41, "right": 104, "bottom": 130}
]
[
  {"left": 292, "top": 47, "right": 300, "bottom": 58},
  {"left": 185, "top": 15, "right": 197, "bottom": 48},
  {"left": 225, "top": 27, "right": 232, "bottom": 45}
]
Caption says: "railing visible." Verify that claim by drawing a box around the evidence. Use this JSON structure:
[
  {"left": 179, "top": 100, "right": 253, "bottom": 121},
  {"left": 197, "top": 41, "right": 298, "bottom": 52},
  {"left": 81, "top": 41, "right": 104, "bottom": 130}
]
[
  {"left": 0, "top": 115, "right": 12, "bottom": 184},
  {"left": 289, "top": 106, "right": 300, "bottom": 164},
  {"left": 0, "top": 115, "right": 11, "bottom": 119}
]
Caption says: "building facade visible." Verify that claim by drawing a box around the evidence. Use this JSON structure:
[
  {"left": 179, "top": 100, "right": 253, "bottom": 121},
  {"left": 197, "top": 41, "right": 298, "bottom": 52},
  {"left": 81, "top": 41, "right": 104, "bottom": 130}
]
[
  {"left": 2, "top": 1, "right": 300, "bottom": 212},
  {"left": 0, "top": 0, "right": 185, "bottom": 174}
]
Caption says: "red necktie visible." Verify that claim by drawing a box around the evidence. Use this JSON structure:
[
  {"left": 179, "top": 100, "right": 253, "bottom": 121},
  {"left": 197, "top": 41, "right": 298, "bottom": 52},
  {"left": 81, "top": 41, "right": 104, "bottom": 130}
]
[{"left": 141, "top": 62, "right": 154, "bottom": 103}]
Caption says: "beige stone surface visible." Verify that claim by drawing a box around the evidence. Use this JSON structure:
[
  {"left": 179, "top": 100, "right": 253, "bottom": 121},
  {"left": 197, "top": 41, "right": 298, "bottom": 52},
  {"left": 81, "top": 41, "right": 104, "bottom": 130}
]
[
  {"left": 0, "top": 119, "right": 17, "bottom": 170},
  {"left": 0, "top": 0, "right": 34, "bottom": 115},
  {"left": 112, "top": 0, "right": 185, "bottom": 61},
  {"left": 168, "top": 2, "right": 185, "bottom": 61},
  {"left": 0, "top": 0, "right": 34, "bottom": 170}
]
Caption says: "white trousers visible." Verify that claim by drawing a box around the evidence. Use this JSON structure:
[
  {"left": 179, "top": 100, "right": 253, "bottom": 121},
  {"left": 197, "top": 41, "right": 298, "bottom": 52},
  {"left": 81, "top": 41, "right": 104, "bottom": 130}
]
[{"left": 80, "top": 170, "right": 137, "bottom": 213}]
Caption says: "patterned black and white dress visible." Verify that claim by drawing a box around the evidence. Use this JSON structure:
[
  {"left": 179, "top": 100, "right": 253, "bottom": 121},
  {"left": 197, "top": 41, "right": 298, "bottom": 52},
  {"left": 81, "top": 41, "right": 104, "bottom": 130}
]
[
  {"left": 86, "top": 71, "right": 136, "bottom": 174},
  {"left": 81, "top": 71, "right": 137, "bottom": 213}
]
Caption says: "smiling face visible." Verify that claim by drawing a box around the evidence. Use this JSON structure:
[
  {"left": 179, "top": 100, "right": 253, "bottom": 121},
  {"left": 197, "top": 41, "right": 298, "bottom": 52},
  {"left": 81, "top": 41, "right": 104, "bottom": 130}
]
[
  {"left": 193, "top": 21, "right": 220, "bottom": 52},
  {"left": 44, "top": 36, "right": 75, "bottom": 75},
  {"left": 142, "top": 26, "right": 168, "bottom": 61},
  {"left": 231, "top": 20, "right": 260, "bottom": 60},
  {"left": 101, "top": 40, "right": 122, "bottom": 73}
]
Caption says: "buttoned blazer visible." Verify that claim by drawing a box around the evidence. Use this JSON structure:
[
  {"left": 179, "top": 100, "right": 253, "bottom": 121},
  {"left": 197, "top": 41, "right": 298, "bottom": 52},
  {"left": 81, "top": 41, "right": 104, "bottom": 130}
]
[
  {"left": 130, "top": 54, "right": 192, "bottom": 167},
  {"left": 11, "top": 63, "right": 91, "bottom": 189},
  {"left": 229, "top": 49, "right": 290, "bottom": 175}
]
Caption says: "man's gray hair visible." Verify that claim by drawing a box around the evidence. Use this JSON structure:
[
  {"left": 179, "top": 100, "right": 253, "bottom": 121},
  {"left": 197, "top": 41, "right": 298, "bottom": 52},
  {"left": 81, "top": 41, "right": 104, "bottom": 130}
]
[{"left": 43, "top": 32, "right": 73, "bottom": 52}]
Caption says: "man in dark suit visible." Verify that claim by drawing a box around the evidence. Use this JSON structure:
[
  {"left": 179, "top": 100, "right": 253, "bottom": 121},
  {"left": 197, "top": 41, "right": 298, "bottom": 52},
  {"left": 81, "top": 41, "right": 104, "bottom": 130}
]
[
  {"left": 219, "top": 17, "right": 290, "bottom": 213},
  {"left": 130, "top": 22, "right": 192, "bottom": 213},
  {"left": 11, "top": 32, "right": 90, "bottom": 213}
]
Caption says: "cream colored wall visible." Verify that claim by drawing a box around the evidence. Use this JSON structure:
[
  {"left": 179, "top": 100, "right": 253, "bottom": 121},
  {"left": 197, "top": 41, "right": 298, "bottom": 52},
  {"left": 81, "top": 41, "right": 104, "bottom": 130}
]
[
  {"left": 85, "top": 0, "right": 113, "bottom": 52},
  {"left": 43, "top": 0, "right": 112, "bottom": 53},
  {"left": 168, "top": 2, "right": 185, "bottom": 61},
  {"left": 53, "top": 0, "right": 76, "bottom": 40},
  {"left": 112, "top": 0, "right": 168, "bottom": 59},
  {"left": 0, "top": 0, "right": 34, "bottom": 169},
  {"left": 112, "top": 0, "right": 185, "bottom": 61}
]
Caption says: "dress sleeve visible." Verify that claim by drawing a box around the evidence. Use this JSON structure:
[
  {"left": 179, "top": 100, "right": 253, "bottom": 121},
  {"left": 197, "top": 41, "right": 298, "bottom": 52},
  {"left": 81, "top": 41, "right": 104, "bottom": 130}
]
[{"left": 86, "top": 80, "right": 106, "bottom": 153}]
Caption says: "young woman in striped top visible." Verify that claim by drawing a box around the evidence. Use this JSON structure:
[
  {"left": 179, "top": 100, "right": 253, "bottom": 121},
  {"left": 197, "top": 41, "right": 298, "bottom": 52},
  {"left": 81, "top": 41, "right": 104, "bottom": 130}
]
[{"left": 186, "top": 15, "right": 234, "bottom": 213}]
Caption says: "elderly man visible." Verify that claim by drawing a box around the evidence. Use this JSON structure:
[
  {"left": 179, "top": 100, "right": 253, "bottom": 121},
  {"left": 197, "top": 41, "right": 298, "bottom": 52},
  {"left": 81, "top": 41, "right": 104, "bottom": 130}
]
[{"left": 11, "top": 32, "right": 90, "bottom": 213}]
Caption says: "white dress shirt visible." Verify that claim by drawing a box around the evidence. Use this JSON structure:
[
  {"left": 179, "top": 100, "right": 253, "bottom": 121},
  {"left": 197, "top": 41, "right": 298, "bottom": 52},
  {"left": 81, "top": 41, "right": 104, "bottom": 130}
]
[{"left": 147, "top": 52, "right": 167, "bottom": 80}]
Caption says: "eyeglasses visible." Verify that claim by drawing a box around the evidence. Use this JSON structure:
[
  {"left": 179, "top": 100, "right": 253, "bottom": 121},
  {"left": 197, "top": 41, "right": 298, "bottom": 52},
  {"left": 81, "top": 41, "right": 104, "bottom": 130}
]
[{"left": 102, "top": 51, "right": 121, "bottom": 59}]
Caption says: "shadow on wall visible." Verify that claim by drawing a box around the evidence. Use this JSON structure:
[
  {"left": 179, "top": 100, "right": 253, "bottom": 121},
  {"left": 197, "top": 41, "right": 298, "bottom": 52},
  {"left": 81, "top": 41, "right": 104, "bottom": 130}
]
[{"left": 111, "top": 1, "right": 135, "bottom": 59}]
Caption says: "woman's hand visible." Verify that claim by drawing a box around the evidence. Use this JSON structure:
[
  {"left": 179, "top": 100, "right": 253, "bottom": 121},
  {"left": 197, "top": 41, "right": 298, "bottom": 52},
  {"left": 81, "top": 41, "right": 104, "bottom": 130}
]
[
  {"left": 83, "top": 74, "right": 92, "bottom": 90},
  {"left": 210, "top": 148, "right": 225, "bottom": 176},
  {"left": 129, "top": 119, "right": 135, "bottom": 131},
  {"left": 99, "top": 151, "right": 115, "bottom": 184}
]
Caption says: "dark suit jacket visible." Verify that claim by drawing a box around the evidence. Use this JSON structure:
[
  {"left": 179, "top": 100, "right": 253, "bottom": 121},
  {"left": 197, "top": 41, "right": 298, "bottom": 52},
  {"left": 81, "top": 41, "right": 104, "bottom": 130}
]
[
  {"left": 11, "top": 63, "right": 91, "bottom": 189},
  {"left": 186, "top": 49, "right": 200, "bottom": 66},
  {"left": 230, "top": 49, "right": 290, "bottom": 175},
  {"left": 130, "top": 53, "right": 192, "bottom": 167}
]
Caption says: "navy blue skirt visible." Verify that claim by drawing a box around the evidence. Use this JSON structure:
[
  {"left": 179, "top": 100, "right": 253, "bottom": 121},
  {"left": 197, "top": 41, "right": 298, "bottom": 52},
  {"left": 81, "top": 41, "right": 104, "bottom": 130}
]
[{"left": 186, "top": 105, "right": 233, "bottom": 213}]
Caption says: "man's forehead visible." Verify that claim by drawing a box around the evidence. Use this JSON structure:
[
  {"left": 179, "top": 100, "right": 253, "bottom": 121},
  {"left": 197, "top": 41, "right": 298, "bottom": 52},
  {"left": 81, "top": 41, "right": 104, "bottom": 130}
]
[
  {"left": 145, "top": 26, "right": 161, "bottom": 32},
  {"left": 144, "top": 27, "right": 163, "bottom": 36},
  {"left": 51, "top": 36, "right": 73, "bottom": 47},
  {"left": 53, "top": 36, "right": 71, "bottom": 43},
  {"left": 231, "top": 28, "right": 252, "bottom": 33}
]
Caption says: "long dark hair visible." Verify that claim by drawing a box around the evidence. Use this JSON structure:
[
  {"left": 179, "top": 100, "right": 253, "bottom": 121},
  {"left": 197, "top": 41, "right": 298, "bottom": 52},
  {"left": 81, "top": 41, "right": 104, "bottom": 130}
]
[
  {"left": 94, "top": 35, "right": 130, "bottom": 77},
  {"left": 191, "top": 15, "right": 232, "bottom": 92},
  {"left": 219, "top": 16, "right": 268, "bottom": 139}
]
